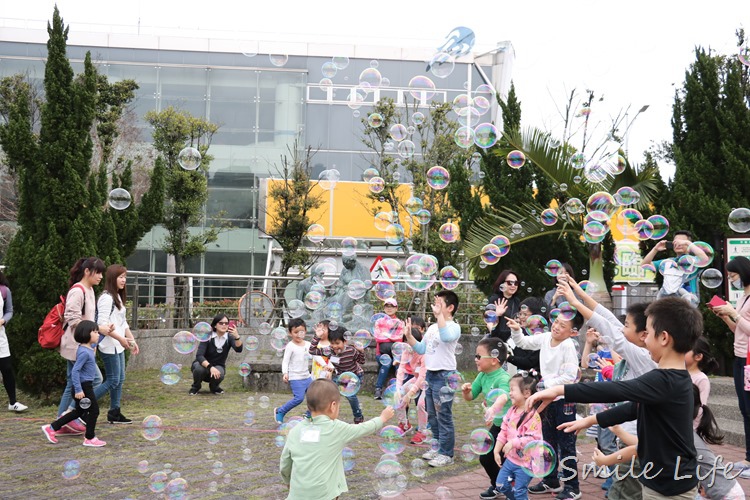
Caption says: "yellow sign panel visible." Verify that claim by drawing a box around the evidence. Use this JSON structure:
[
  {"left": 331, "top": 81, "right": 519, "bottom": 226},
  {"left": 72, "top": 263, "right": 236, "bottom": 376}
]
[{"left": 264, "top": 179, "right": 418, "bottom": 238}]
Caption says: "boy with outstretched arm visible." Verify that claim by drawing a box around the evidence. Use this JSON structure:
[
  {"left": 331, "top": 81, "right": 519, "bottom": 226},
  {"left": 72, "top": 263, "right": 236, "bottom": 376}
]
[
  {"left": 528, "top": 297, "right": 700, "bottom": 499},
  {"left": 404, "top": 290, "right": 461, "bottom": 468},
  {"left": 506, "top": 309, "right": 583, "bottom": 499},
  {"left": 280, "top": 378, "right": 395, "bottom": 500},
  {"left": 558, "top": 278, "right": 656, "bottom": 498}
]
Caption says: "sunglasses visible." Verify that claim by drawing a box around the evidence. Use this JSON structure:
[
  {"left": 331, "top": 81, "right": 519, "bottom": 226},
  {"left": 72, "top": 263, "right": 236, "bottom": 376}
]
[
  {"left": 475, "top": 354, "right": 496, "bottom": 360},
  {"left": 217, "top": 321, "right": 229, "bottom": 325},
  {"left": 504, "top": 280, "right": 519, "bottom": 286}
]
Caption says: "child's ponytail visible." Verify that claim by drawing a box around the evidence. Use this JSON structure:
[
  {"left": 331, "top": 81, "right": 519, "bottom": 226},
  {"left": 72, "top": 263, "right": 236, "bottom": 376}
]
[
  {"left": 692, "top": 336, "right": 720, "bottom": 374},
  {"left": 692, "top": 384, "right": 724, "bottom": 445}
]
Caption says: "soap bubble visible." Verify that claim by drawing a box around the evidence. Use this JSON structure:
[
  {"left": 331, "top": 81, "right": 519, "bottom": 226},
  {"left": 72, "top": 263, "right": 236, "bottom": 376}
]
[
  {"left": 439, "top": 385, "right": 455, "bottom": 404},
  {"left": 540, "top": 208, "right": 558, "bottom": 226},
  {"left": 435, "top": 486, "right": 454, "bottom": 499},
  {"left": 172, "top": 331, "right": 198, "bottom": 354},
  {"left": 342, "top": 447, "right": 356, "bottom": 472},
  {"left": 283, "top": 300, "right": 304, "bottom": 320},
  {"left": 648, "top": 215, "right": 670, "bottom": 240},
  {"left": 379, "top": 354, "right": 392, "bottom": 366},
  {"left": 474, "top": 123, "right": 498, "bottom": 148},
  {"left": 469, "top": 428, "right": 494, "bottom": 455},
  {"left": 405, "top": 197, "right": 423, "bottom": 215},
  {"left": 408, "top": 75, "right": 436, "bottom": 101},
  {"left": 149, "top": 471, "right": 168, "bottom": 493},
  {"left": 178, "top": 147, "right": 201, "bottom": 170},
  {"left": 62, "top": 459, "right": 81, "bottom": 480},
  {"left": 269, "top": 54, "right": 289, "bottom": 67},
  {"left": 379, "top": 425, "right": 406, "bottom": 454},
  {"left": 485, "top": 387, "right": 507, "bottom": 406},
  {"left": 239, "top": 362, "right": 251, "bottom": 377},
  {"left": 445, "top": 371, "right": 465, "bottom": 390},
  {"left": 429, "top": 51, "right": 455, "bottom": 78},
  {"left": 439, "top": 266, "right": 461, "bottom": 290},
  {"left": 362, "top": 167, "right": 379, "bottom": 182},
  {"left": 520, "top": 440, "right": 556, "bottom": 478},
  {"left": 558, "top": 301, "right": 578, "bottom": 321},
  {"left": 544, "top": 259, "right": 562, "bottom": 277},
  {"left": 160, "top": 363, "right": 181, "bottom": 385},
  {"left": 461, "top": 444, "right": 477, "bottom": 462},
  {"left": 304, "top": 291, "right": 325, "bottom": 310},
  {"left": 374, "top": 459, "right": 405, "bottom": 497},
  {"left": 258, "top": 395, "right": 270, "bottom": 409},
  {"left": 306, "top": 223, "right": 326, "bottom": 243},
  {"left": 207, "top": 429, "right": 220, "bottom": 445},
  {"left": 336, "top": 372, "right": 362, "bottom": 397},
  {"left": 411, "top": 111, "right": 425, "bottom": 125},
  {"left": 426, "top": 166, "right": 450, "bottom": 190},
  {"left": 439, "top": 222, "right": 459, "bottom": 243},
  {"left": 243, "top": 411, "right": 256, "bottom": 426},
  {"left": 410, "top": 458, "right": 426, "bottom": 477},
  {"left": 614, "top": 186, "right": 641, "bottom": 206},
  {"left": 566, "top": 198, "right": 585, "bottom": 214},
  {"left": 397, "top": 140, "right": 415, "bottom": 159},
  {"left": 373, "top": 280, "right": 396, "bottom": 300},
  {"left": 415, "top": 208, "right": 431, "bottom": 225},
  {"left": 454, "top": 125, "right": 475, "bottom": 148},
  {"left": 688, "top": 241, "right": 715, "bottom": 268},
  {"left": 359, "top": 67, "right": 382, "bottom": 88},
  {"left": 352, "top": 329, "right": 373, "bottom": 349},
  {"left": 728, "top": 208, "right": 750, "bottom": 233},
  {"left": 192, "top": 322, "right": 212, "bottom": 342},
  {"left": 137, "top": 460, "right": 149, "bottom": 474},
  {"left": 369, "top": 177, "right": 385, "bottom": 194},
  {"left": 142, "top": 415, "right": 164, "bottom": 441},
  {"left": 700, "top": 268, "right": 723, "bottom": 289},
  {"left": 108, "top": 188, "right": 132, "bottom": 210},
  {"left": 385, "top": 224, "right": 405, "bottom": 245},
  {"left": 526, "top": 315, "right": 549, "bottom": 335},
  {"left": 506, "top": 150, "right": 526, "bottom": 169}
]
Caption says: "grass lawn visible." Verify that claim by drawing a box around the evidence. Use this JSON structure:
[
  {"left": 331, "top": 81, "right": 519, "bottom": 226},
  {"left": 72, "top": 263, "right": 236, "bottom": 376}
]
[{"left": 0, "top": 368, "right": 516, "bottom": 499}]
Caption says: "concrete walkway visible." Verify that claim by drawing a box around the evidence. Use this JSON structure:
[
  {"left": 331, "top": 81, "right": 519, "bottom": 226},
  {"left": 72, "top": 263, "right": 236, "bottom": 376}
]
[{"left": 400, "top": 441, "right": 749, "bottom": 499}]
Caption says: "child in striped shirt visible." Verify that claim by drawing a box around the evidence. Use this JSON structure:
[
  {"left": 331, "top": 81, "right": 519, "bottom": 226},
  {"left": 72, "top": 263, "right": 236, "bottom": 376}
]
[{"left": 310, "top": 328, "right": 366, "bottom": 423}]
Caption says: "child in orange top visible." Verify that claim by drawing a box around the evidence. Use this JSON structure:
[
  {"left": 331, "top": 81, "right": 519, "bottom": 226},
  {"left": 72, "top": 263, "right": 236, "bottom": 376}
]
[{"left": 493, "top": 372, "right": 543, "bottom": 500}]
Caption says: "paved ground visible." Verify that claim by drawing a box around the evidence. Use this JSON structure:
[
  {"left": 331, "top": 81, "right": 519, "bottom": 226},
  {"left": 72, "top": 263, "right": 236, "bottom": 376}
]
[{"left": 400, "top": 441, "right": 749, "bottom": 499}]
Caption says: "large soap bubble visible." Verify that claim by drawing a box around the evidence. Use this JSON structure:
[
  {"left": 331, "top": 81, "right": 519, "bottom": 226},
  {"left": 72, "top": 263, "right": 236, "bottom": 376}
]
[
  {"left": 178, "top": 147, "right": 201, "bottom": 170},
  {"left": 108, "top": 188, "right": 132, "bottom": 210}
]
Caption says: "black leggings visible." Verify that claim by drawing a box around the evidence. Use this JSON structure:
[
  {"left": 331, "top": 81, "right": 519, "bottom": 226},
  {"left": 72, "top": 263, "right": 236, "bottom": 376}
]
[
  {"left": 480, "top": 423, "right": 502, "bottom": 487},
  {"left": 51, "top": 381, "right": 99, "bottom": 440},
  {"left": 0, "top": 356, "right": 16, "bottom": 405}
]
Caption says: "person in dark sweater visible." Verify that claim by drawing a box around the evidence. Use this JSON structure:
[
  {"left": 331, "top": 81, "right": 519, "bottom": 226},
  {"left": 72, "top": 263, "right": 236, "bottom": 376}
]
[
  {"left": 487, "top": 269, "right": 522, "bottom": 342},
  {"left": 528, "top": 297, "right": 701, "bottom": 499},
  {"left": 190, "top": 314, "right": 243, "bottom": 395}
]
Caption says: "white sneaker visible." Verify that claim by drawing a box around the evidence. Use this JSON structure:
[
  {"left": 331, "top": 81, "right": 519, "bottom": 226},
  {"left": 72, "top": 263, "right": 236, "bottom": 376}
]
[
  {"left": 8, "top": 402, "right": 28, "bottom": 412},
  {"left": 428, "top": 454, "right": 454, "bottom": 467},
  {"left": 422, "top": 449, "right": 439, "bottom": 461}
]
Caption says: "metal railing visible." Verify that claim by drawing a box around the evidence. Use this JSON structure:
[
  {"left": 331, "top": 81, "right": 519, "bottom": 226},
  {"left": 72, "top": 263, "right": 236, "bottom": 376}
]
[{"left": 126, "top": 270, "right": 492, "bottom": 334}]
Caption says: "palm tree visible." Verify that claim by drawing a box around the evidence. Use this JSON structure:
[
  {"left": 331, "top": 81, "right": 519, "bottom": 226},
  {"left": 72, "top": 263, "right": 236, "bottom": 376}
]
[{"left": 463, "top": 127, "right": 661, "bottom": 308}]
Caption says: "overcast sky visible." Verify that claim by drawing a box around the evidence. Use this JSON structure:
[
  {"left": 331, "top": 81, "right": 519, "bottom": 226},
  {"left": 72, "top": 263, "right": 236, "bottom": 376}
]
[{"left": 2, "top": 0, "right": 749, "bottom": 180}]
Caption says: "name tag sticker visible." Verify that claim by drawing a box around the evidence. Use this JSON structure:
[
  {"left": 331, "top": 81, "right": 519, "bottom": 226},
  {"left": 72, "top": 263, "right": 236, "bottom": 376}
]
[
  {"left": 330, "top": 356, "right": 341, "bottom": 364},
  {"left": 301, "top": 428, "right": 320, "bottom": 443}
]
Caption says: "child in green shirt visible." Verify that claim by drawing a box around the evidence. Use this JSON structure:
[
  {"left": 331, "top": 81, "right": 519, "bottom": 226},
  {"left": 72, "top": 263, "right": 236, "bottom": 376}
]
[
  {"left": 461, "top": 337, "right": 511, "bottom": 499},
  {"left": 280, "top": 378, "right": 395, "bottom": 500}
]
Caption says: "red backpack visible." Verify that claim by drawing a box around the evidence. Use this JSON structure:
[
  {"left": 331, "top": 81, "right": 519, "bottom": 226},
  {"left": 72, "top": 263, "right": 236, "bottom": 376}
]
[{"left": 38, "top": 284, "right": 86, "bottom": 349}]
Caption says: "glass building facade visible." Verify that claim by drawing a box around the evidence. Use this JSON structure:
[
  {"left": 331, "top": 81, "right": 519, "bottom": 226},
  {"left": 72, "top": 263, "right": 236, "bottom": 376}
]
[{"left": 0, "top": 27, "right": 513, "bottom": 292}]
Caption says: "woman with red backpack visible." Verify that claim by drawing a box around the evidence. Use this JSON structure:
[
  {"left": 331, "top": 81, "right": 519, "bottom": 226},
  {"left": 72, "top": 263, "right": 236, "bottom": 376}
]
[{"left": 0, "top": 270, "right": 27, "bottom": 413}]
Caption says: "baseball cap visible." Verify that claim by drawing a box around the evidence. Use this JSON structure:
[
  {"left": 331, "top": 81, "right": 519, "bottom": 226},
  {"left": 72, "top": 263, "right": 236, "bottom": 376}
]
[{"left": 384, "top": 298, "right": 398, "bottom": 307}]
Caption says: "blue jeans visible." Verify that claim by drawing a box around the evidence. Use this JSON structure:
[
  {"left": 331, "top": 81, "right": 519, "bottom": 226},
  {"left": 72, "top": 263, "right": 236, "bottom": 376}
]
[
  {"left": 58, "top": 360, "right": 103, "bottom": 416},
  {"left": 497, "top": 459, "right": 533, "bottom": 500},
  {"left": 345, "top": 394, "right": 363, "bottom": 419},
  {"left": 733, "top": 357, "right": 750, "bottom": 461},
  {"left": 95, "top": 351, "right": 126, "bottom": 411},
  {"left": 425, "top": 370, "right": 455, "bottom": 457},
  {"left": 376, "top": 353, "right": 393, "bottom": 389},
  {"left": 278, "top": 377, "right": 312, "bottom": 416},
  {"left": 540, "top": 399, "right": 579, "bottom": 489}
]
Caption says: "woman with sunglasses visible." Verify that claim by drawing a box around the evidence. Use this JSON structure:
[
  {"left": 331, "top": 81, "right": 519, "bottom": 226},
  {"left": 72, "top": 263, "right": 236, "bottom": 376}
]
[
  {"left": 189, "top": 314, "right": 243, "bottom": 395},
  {"left": 487, "top": 269, "right": 522, "bottom": 342}
]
